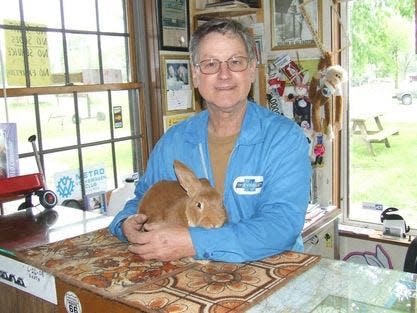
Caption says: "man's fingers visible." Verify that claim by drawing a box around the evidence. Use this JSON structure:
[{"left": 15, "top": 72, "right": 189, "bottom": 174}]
[
  {"left": 143, "top": 222, "right": 171, "bottom": 231},
  {"left": 131, "top": 222, "right": 142, "bottom": 231},
  {"left": 130, "top": 230, "right": 153, "bottom": 245},
  {"left": 124, "top": 214, "right": 148, "bottom": 232},
  {"left": 133, "top": 213, "right": 148, "bottom": 224},
  {"left": 128, "top": 243, "right": 155, "bottom": 256},
  {"left": 143, "top": 222, "right": 157, "bottom": 231}
]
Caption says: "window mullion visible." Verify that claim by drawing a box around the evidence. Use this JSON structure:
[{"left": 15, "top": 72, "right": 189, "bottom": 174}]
[{"left": 18, "top": 0, "right": 31, "bottom": 88}]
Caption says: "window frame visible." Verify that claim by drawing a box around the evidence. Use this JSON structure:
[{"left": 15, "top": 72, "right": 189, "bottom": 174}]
[
  {"left": 339, "top": 1, "right": 417, "bottom": 235},
  {"left": 0, "top": 0, "right": 149, "bottom": 206}
]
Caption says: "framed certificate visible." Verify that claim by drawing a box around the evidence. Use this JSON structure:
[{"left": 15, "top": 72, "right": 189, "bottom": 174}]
[
  {"left": 158, "top": 0, "right": 190, "bottom": 51},
  {"left": 270, "top": 0, "right": 322, "bottom": 50}
]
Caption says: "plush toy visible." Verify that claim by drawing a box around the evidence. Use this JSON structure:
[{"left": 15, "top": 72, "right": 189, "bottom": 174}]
[{"left": 309, "top": 52, "right": 346, "bottom": 136}]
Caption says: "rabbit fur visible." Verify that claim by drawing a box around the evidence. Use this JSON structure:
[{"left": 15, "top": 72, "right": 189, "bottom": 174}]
[{"left": 137, "top": 160, "right": 227, "bottom": 228}]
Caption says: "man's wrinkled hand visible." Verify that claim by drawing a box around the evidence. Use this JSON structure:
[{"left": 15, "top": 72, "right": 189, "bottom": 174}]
[{"left": 127, "top": 222, "right": 196, "bottom": 261}]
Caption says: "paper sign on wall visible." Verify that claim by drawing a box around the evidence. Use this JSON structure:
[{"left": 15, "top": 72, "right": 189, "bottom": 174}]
[
  {"left": 4, "top": 20, "right": 51, "bottom": 86},
  {"left": 53, "top": 165, "right": 107, "bottom": 203}
]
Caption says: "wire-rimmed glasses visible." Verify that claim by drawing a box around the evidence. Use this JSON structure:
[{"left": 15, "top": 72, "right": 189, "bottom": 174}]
[{"left": 195, "top": 56, "right": 250, "bottom": 74}]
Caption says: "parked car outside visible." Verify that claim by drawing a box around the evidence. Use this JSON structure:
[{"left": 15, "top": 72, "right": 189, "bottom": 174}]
[{"left": 393, "top": 81, "right": 417, "bottom": 105}]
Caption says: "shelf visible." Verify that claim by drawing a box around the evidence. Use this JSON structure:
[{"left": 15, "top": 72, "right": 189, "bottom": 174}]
[
  {"left": 193, "top": 7, "right": 259, "bottom": 20},
  {"left": 339, "top": 224, "right": 413, "bottom": 248},
  {"left": 302, "top": 207, "right": 341, "bottom": 241}
]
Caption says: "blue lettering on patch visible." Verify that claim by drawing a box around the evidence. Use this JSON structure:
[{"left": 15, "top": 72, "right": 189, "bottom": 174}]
[
  {"left": 233, "top": 176, "right": 263, "bottom": 195},
  {"left": 235, "top": 179, "right": 263, "bottom": 192}
]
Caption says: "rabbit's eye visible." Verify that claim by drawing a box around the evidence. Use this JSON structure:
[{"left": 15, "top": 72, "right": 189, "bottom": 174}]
[{"left": 196, "top": 202, "right": 203, "bottom": 210}]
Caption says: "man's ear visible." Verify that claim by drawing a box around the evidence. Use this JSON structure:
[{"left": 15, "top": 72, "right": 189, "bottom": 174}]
[
  {"left": 249, "top": 60, "right": 257, "bottom": 83},
  {"left": 191, "top": 65, "right": 199, "bottom": 88}
]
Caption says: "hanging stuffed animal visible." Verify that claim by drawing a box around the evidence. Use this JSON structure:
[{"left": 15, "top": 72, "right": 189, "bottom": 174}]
[
  {"left": 286, "top": 76, "right": 312, "bottom": 130},
  {"left": 309, "top": 52, "right": 346, "bottom": 137}
]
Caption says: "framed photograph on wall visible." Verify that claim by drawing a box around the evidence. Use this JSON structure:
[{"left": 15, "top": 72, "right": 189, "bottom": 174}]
[
  {"left": 160, "top": 54, "right": 193, "bottom": 113},
  {"left": 270, "top": 0, "right": 322, "bottom": 50},
  {"left": 158, "top": 0, "right": 189, "bottom": 51}
]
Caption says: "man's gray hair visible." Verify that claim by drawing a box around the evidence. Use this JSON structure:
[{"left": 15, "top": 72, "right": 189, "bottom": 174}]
[{"left": 189, "top": 18, "right": 256, "bottom": 65}]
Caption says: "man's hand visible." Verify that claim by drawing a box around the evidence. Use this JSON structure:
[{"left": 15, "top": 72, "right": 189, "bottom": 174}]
[
  {"left": 122, "top": 213, "right": 148, "bottom": 242},
  {"left": 122, "top": 215, "right": 196, "bottom": 261}
]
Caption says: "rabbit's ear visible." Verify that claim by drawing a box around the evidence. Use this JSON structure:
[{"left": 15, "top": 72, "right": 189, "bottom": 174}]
[{"left": 173, "top": 160, "right": 201, "bottom": 197}]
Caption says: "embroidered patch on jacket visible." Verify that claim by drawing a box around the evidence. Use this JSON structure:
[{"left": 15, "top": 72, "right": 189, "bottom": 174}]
[{"left": 233, "top": 176, "right": 263, "bottom": 195}]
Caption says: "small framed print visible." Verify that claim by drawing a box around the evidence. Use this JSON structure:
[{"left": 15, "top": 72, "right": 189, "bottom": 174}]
[
  {"left": 254, "top": 36, "right": 263, "bottom": 64},
  {"left": 163, "top": 112, "right": 195, "bottom": 132},
  {"left": 158, "top": 0, "right": 190, "bottom": 51},
  {"left": 270, "top": 0, "right": 322, "bottom": 50},
  {"left": 113, "top": 105, "right": 123, "bottom": 128},
  {"left": 160, "top": 54, "right": 193, "bottom": 113},
  {"left": 84, "top": 191, "right": 107, "bottom": 214}
]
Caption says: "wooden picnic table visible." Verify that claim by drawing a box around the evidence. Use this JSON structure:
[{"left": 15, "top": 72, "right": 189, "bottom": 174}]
[{"left": 350, "top": 111, "right": 399, "bottom": 155}]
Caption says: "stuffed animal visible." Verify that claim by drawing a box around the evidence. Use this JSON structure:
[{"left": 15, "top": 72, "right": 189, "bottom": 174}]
[
  {"left": 309, "top": 52, "right": 346, "bottom": 136},
  {"left": 287, "top": 79, "right": 312, "bottom": 130}
]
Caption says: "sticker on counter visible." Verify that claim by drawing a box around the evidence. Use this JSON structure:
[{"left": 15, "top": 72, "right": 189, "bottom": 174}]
[
  {"left": 0, "top": 254, "right": 57, "bottom": 304},
  {"left": 64, "top": 291, "right": 82, "bottom": 313}
]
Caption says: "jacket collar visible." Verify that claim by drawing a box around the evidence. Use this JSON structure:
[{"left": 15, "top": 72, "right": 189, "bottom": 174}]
[{"left": 184, "top": 101, "right": 264, "bottom": 145}]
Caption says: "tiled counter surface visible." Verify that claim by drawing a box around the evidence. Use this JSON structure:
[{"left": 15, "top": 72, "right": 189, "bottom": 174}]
[{"left": 12, "top": 228, "right": 320, "bottom": 312}]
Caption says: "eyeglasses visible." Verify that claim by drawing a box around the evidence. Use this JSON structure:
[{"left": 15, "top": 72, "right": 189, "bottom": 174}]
[{"left": 195, "top": 56, "right": 250, "bottom": 74}]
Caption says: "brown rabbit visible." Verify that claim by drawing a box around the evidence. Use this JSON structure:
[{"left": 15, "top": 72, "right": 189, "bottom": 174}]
[{"left": 137, "top": 160, "right": 227, "bottom": 228}]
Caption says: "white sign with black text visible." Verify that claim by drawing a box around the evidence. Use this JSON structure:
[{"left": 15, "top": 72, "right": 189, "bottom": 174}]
[{"left": 0, "top": 254, "right": 57, "bottom": 304}]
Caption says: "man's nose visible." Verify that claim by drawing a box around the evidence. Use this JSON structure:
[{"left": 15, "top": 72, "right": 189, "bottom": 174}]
[{"left": 218, "top": 61, "right": 232, "bottom": 77}]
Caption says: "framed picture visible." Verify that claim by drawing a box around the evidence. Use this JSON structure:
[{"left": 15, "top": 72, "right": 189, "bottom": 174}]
[
  {"left": 163, "top": 112, "right": 195, "bottom": 132},
  {"left": 213, "top": 0, "right": 261, "bottom": 7},
  {"left": 84, "top": 191, "right": 107, "bottom": 214},
  {"left": 241, "top": 0, "right": 262, "bottom": 7},
  {"left": 158, "top": 0, "right": 189, "bottom": 51},
  {"left": 160, "top": 54, "right": 194, "bottom": 113},
  {"left": 270, "top": 0, "right": 322, "bottom": 50},
  {"left": 254, "top": 36, "right": 263, "bottom": 64}
]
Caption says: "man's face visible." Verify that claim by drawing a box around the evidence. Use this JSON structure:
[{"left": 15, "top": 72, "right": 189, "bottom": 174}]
[{"left": 191, "top": 32, "right": 256, "bottom": 112}]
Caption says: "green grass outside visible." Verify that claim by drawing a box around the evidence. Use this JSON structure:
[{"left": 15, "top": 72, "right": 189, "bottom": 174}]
[
  {"left": 350, "top": 121, "right": 417, "bottom": 212},
  {"left": 5, "top": 98, "right": 135, "bottom": 190}
]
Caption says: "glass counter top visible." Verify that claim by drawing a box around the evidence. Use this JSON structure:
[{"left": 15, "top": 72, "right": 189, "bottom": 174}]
[
  {"left": 248, "top": 258, "right": 416, "bottom": 312},
  {"left": 0, "top": 205, "right": 113, "bottom": 251}
]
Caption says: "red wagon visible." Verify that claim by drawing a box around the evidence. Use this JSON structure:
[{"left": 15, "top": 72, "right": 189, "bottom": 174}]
[{"left": 0, "top": 135, "right": 58, "bottom": 212}]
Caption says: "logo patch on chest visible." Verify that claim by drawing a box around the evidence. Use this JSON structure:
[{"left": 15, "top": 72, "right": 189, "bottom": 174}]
[{"left": 233, "top": 176, "right": 263, "bottom": 195}]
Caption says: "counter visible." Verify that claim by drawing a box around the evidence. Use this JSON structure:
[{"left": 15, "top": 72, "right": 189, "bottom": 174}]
[
  {"left": 1, "top": 227, "right": 321, "bottom": 313},
  {"left": 249, "top": 258, "right": 416, "bottom": 312},
  {"left": 0, "top": 207, "right": 415, "bottom": 312}
]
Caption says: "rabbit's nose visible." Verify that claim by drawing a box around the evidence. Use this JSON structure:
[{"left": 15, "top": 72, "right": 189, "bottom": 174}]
[{"left": 199, "top": 217, "right": 216, "bottom": 228}]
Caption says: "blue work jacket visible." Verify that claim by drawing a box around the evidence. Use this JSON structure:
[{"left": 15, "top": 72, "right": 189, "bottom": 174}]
[{"left": 109, "top": 101, "right": 312, "bottom": 262}]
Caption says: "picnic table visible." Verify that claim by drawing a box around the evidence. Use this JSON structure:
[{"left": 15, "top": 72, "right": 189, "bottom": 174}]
[{"left": 350, "top": 111, "right": 399, "bottom": 155}]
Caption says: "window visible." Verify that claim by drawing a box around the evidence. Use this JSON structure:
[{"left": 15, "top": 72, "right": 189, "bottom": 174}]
[
  {"left": 0, "top": 0, "right": 147, "bottom": 212},
  {"left": 342, "top": 0, "right": 416, "bottom": 231}
]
